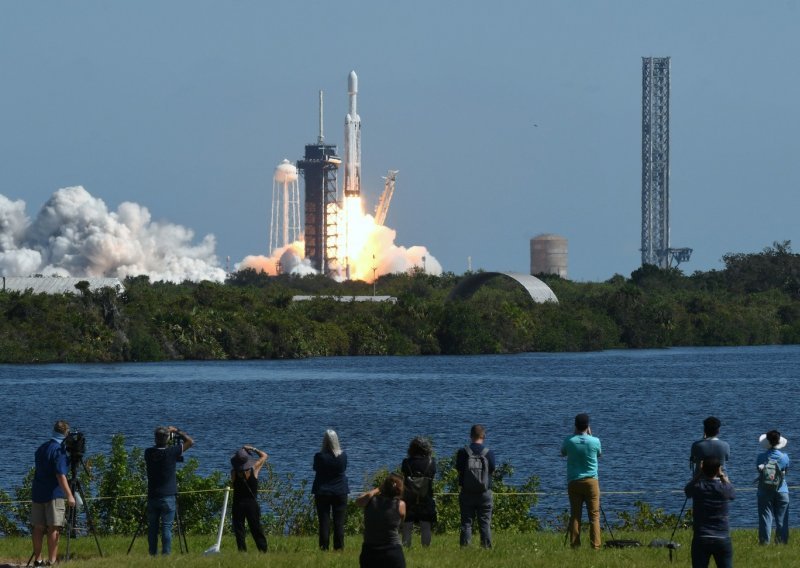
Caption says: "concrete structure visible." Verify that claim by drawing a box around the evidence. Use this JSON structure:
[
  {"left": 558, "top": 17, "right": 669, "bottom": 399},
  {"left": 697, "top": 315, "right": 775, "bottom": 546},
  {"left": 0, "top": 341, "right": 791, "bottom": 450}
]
[
  {"left": 448, "top": 272, "right": 558, "bottom": 304},
  {"left": 1, "top": 277, "right": 124, "bottom": 295},
  {"left": 292, "top": 295, "right": 397, "bottom": 304},
  {"left": 530, "top": 234, "right": 568, "bottom": 279}
]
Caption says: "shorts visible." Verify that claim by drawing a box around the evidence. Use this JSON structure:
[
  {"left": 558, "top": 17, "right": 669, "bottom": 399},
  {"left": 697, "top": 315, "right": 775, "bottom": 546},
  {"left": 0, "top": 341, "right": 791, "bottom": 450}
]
[{"left": 30, "top": 499, "right": 66, "bottom": 527}]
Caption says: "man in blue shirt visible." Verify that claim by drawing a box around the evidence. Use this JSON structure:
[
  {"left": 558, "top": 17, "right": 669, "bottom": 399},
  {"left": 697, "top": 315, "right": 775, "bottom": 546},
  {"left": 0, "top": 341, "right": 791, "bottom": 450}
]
[
  {"left": 685, "top": 456, "right": 736, "bottom": 568},
  {"left": 455, "top": 424, "right": 496, "bottom": 548},
  {"left": 756, "top": 430, "right": 790, "bottom": 544},
  {"left": 30, "top": 420, "right": 76, "bottom": 567},
  {"left": 144, "top": 425, "right": 194, "bottom": 556},
  {"left": 561, "top": 413, "right": 602, "bottom": 549}
]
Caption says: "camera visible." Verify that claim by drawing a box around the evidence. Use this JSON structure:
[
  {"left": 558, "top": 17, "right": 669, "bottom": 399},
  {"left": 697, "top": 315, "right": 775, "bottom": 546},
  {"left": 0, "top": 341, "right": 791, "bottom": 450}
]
[{"left": 64, "top": 430, "right": 86, "bottom": 458}]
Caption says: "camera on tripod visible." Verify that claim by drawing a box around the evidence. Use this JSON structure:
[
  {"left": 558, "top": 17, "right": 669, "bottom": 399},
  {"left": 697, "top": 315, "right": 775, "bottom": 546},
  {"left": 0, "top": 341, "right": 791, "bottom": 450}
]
[{"left": 64, "top": 430, "right": 86, "bottom": 465}]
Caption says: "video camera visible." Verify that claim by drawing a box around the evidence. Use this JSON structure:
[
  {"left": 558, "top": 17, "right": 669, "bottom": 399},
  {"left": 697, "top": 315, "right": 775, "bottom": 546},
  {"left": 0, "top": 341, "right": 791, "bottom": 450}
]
[
  {"left": 64, "top": 429, "right": 86, "bottom": 467},
  {"left": 167, "top": 430, "right": 185, "bottom": 462}
]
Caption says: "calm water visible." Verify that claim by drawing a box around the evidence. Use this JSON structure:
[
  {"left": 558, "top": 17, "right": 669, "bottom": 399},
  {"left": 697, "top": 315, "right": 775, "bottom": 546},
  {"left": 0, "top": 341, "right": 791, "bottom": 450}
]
[{"left": 1, "top": 345, "right": 798, "bottom": 528}]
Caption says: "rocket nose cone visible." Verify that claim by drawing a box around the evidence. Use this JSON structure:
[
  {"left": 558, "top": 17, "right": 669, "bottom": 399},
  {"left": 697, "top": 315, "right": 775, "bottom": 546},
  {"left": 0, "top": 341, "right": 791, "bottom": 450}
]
[{"left": 348, "top": 70, "right": 358, "bottom": 94}]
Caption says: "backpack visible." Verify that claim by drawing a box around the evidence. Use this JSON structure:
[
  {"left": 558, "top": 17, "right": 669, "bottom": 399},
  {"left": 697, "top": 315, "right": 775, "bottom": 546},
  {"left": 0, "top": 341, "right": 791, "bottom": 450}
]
[
  {"left": 462, "top": 446, "right": 490, "bottom": 494},
  {"left": 404, "top": 458, "right": 433, "bottom": 505},
  {"left": 758, "top": 456, "right": 785, "bottom": 490}
]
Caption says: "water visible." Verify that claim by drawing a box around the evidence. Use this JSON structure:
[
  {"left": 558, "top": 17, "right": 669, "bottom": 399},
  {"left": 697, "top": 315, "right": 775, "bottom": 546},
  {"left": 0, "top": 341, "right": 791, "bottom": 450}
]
[{"left": 1, "top": 345, "right": 798, "bottom": 528}]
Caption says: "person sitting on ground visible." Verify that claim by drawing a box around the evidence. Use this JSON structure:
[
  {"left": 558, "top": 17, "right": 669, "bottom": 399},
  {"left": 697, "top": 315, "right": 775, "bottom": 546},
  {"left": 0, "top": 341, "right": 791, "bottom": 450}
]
[
  {"left": 401, "top": 436, "right": 437, "bottom": 548},
  {"left": 756, "top": 430, "right": 790, "bottom": 545},
  {"left": 230, "top": 445, "right": 269, "bottom": 552},
  {"left": 356, "top": 473, "right": 407, "bottom": 568},
  {"left": 685, "top": 456, "right": 736, "bottom": 568}
]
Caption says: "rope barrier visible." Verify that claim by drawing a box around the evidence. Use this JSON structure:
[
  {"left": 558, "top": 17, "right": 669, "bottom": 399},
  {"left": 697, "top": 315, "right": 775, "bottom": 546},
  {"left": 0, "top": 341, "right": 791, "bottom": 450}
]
[{"left": 2, "top": 484, "right": 795, "bottom": 506}]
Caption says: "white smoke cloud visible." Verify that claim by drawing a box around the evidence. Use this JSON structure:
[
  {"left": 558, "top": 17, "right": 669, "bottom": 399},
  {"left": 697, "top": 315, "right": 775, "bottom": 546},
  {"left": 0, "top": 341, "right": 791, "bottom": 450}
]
[
  {"left": 0, "top": 186, "right": 226, "bottom": 282},
  {"left": 236, "top": 220, "right": 442, "bottom": 282}
]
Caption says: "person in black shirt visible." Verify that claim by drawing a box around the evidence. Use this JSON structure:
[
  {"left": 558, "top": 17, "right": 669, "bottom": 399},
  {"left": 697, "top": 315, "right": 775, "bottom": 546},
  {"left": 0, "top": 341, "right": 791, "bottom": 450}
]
[
  {"left": 690, "top": 416, "right": 731, "bottom": 474},
  {"left": 400, "top": 436, "right": 436, "bottom": 548},
  {"left": 144, "top": 425, "right": 193, "bottom": 556},
  {"left": 355, "top": 473, "right": 406, "bottom": 568},
  {"left": 230, "top": 445, "right": 268, "bottom": 552},
  {"left": 684, "top": 456, "right": 735, "bottom": 568},
  {"left": 312, "top": 429, "right": 350, "bottom": 550}
]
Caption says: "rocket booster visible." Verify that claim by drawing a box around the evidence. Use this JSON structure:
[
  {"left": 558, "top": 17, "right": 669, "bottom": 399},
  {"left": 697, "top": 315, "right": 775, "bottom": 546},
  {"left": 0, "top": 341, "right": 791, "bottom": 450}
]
[{"left": 343, "top": 70, "right": 361, "bottom": 197}]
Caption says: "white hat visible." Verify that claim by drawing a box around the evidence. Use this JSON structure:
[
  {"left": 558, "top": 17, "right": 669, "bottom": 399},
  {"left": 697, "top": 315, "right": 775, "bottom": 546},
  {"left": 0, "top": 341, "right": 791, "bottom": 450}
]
[{"left": 759, "top": 432, "right": 788, "bottom": 450}]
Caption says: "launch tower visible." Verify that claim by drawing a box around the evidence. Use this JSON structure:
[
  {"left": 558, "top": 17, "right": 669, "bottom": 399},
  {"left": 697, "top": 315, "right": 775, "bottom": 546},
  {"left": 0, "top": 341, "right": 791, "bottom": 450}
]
[
  {"left": 641, "top": 56, "right": 691, "bottom": 269},
  {"left": 298, "top": 91, "right": 340, "bottom": 275}
]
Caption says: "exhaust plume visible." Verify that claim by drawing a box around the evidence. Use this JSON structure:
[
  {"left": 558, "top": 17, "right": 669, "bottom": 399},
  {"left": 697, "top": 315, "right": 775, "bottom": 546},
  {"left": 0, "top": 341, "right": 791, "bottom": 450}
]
[{"left": 0, "top": 186, "right": 226, "bottom": 282}]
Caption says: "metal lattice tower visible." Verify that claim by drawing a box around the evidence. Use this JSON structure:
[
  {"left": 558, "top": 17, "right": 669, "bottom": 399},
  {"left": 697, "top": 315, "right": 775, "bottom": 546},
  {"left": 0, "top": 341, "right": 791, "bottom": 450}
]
[
  {"left": 297, "top": 91, "right": 340, "bottom": 275},
  {"left": 641, "top": 57, "right": 671, "bottom": 268}
]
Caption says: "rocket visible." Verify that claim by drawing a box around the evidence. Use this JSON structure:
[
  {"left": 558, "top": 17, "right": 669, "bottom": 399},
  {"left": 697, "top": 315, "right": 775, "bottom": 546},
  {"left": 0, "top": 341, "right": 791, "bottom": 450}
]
[{"left": 343, "top": 70, "right": 361, "bottom": 197}]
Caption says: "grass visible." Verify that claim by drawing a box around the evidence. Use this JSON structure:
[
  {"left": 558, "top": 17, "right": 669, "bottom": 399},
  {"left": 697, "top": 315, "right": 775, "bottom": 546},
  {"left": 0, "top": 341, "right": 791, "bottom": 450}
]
[{"left": 0, "top": 529, "right": 796, "bottom": 567}]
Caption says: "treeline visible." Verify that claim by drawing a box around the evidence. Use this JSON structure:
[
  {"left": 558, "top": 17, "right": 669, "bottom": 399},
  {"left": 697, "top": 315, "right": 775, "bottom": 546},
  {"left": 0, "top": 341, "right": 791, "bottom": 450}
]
[{"left": 1, "top": 241, "right": 799, "bottom": 363}]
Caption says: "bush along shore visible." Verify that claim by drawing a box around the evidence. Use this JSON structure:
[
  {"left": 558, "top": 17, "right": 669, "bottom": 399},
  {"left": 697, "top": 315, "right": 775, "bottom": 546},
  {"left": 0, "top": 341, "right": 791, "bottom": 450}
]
[{"left": 1, "top": 242, "right": 800, "bottom": 363}]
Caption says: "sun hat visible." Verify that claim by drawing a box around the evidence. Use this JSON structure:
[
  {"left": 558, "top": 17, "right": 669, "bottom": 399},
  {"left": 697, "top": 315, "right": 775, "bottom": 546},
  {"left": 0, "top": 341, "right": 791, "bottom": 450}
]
[
  {"left": 759, "top": 432, "right": 788, "bottom": 450},
  {"left": 231, "top": 447, "right": 257, "bottom": 471}
]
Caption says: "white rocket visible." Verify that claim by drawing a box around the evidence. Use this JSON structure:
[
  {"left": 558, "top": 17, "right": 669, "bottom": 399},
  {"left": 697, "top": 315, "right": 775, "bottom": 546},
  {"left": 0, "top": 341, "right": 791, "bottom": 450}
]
[{"left": 343, "top": 70, "right": 361, "bottom": 197}]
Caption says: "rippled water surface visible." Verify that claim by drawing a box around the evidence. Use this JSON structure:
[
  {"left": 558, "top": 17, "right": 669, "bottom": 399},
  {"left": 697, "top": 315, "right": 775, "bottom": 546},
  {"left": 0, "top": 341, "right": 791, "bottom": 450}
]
[{"left": 2, "top": 345, "right": 798, "bottom": 528}]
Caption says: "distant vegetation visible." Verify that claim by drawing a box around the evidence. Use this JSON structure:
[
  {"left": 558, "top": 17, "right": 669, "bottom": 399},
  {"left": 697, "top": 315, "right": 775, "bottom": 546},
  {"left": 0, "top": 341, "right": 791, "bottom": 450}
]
[{"left": 1, "top": 241, "right": 799, "bottom": 363}]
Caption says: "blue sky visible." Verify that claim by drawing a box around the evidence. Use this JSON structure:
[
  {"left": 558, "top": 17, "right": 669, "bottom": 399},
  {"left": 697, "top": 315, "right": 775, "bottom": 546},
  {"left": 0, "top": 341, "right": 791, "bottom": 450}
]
[{"left": 1, "top": 1, "right": 797, "bottom": 281}]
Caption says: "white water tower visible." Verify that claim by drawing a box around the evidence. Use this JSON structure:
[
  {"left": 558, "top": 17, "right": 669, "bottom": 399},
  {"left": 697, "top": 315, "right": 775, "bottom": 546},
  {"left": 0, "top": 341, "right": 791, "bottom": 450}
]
[
  {"left": 530, "top": 234, "right": 568, "bottom": 279},
  {"left": 269, "top": 159, "right": 300, "bottom": 253}
]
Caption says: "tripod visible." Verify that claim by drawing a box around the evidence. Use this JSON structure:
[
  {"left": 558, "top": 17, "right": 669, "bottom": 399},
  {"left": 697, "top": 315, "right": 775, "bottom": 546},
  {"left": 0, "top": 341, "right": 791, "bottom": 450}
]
[
  {"left": 127, "top": 493, "right": 188, "bottom": 555},
  {"left": 64, "top": 458, "right": 104, "bottom": 560}
]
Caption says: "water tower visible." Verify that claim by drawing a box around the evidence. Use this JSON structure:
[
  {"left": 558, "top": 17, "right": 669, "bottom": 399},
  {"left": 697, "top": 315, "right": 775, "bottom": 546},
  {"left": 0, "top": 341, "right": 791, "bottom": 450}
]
[
  {"left": 530, "top": 234, "right": 568, "bottom": 279},
  {"left": 269, "top": 159, "right": 301, "bottom": 253}
]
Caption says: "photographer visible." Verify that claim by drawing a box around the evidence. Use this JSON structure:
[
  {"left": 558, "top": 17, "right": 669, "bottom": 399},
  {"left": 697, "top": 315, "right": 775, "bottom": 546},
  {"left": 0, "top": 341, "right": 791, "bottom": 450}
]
[
  {"left": 230, "top": 445, "right": 269, "bottom": 552},
  {"left": 144, "top": 425, "right": 193, "bottom": 556},
  {"left": 30, "top": 420, "right": 76, "bottom": 567},
  {"left": 685, "top": 456, "right": 735, "bottom": 567},
  {"left": 561, "top": 413, "right": 602, "bottom": 550}
]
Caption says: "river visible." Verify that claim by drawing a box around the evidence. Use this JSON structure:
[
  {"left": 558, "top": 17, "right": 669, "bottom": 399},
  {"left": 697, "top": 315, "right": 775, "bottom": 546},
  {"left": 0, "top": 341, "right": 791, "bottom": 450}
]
[{"left": 1, "top": 345, "right": 797, "bottom": 528}]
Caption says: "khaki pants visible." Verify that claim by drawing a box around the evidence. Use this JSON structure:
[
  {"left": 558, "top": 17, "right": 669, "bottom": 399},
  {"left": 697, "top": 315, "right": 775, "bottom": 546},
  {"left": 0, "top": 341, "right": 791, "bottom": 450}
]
[{"left": 568, "top": 477, "right": 601, "bottom": 549}]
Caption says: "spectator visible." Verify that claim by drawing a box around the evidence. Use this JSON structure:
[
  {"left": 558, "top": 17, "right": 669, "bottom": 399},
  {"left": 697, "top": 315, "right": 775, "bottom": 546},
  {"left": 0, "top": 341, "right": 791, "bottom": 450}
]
[
  {"left": 561, "top": 413, "right": 602, "bottom": 549},
  {"left": 685, "top": 456, "right": 735, "bottom": 568},
  {"left": 455, "top": 424, "right": 495, "bottom": 548},
  {"left": 312, "top": 429, "right": 350, "bottom": 550},
  {"left": 756, "top": 430, "right": 790, "bottom": 544},
  {"left": 30, "top": 420, "right": 76, "bottom": 567},
  {"left": 401, "top": 436, "right": 437, "bottom": 547},
  {"left": 690, "top": 416, "right": 730, "bottom": 474},
  {"left": 355, "top": 473, "right": 406, "bottom": 568},
  {"left": 144, "top": 425, "right": 194, "bottom": 556},
  {"left": 230, "top": 445, "right": 269, "bottom": 552}
]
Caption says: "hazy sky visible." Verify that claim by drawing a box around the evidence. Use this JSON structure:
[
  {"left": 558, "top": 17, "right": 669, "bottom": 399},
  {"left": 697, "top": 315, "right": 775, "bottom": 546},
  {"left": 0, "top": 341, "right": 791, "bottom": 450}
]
[{"left": 1, "top": 1, "right": 798, "bottom": 281}]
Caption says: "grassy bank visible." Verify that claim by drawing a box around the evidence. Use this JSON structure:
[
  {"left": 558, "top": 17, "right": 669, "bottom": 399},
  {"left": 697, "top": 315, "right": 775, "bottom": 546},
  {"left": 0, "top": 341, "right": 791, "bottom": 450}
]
[{"left": 1, "top": 529, "right": 796, "bottom": 567}]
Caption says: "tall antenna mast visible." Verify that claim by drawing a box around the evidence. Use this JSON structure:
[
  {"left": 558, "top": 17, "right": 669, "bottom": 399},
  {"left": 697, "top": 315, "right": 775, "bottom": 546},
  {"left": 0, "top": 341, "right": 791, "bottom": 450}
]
[{"left": 318, "top": 90, "right": 324, "bottom": 143}]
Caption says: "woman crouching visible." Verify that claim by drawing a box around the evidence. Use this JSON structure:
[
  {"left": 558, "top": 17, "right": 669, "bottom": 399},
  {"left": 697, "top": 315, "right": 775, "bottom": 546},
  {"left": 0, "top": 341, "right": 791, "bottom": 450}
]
[{"left": 356, "top": 473, "right": 406, "bottom": 568}]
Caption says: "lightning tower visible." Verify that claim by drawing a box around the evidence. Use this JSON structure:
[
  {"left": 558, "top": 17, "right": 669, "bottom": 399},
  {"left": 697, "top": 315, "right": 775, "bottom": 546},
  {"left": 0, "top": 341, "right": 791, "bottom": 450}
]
[{"left": 641, "top": 56, "right": 691, "bottom": 269}]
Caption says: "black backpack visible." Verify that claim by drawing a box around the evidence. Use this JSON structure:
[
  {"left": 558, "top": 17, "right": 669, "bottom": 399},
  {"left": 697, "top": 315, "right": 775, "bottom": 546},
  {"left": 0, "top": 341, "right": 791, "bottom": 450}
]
[
  {"left": 403, "top": 458, "right": 433, "bottom": 505},
  {"left": 462, "top": 446, "right": 490, "bottom": 494}
]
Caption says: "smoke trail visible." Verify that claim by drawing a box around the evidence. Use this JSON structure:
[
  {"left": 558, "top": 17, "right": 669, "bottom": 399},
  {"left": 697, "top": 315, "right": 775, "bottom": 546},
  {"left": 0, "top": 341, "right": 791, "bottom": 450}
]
[{"left": 0, "top": 186, "right": 226, "bottom": 282}]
